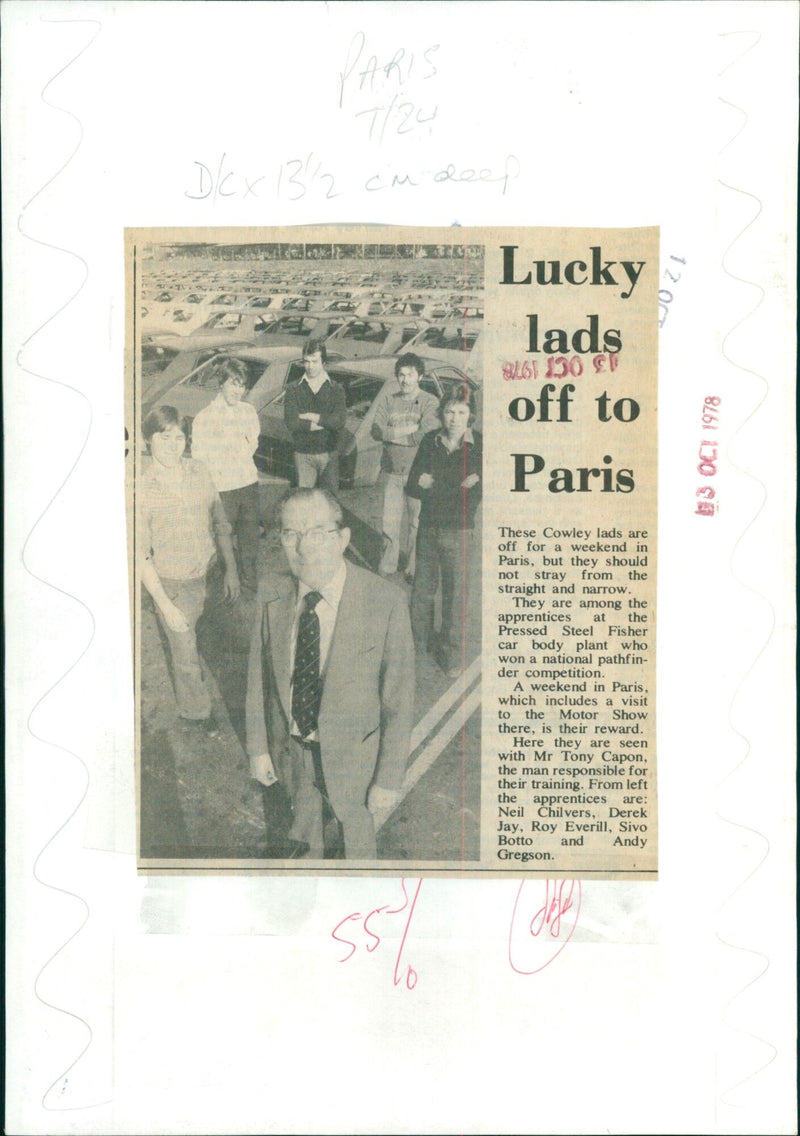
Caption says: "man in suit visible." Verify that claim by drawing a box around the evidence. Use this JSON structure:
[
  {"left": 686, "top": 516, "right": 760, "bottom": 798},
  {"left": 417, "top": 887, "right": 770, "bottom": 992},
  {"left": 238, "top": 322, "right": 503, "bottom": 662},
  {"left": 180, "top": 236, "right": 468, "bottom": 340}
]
[{"left": 246, "top": 487, "right": 414, "bottom": 859}]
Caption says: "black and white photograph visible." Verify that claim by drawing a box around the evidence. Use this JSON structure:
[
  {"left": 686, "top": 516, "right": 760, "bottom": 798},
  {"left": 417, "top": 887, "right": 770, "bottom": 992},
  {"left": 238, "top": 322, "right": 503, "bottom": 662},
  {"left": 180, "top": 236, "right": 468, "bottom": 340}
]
[{"left": 131, "top": 233, "right": 484, "bottom": 868}]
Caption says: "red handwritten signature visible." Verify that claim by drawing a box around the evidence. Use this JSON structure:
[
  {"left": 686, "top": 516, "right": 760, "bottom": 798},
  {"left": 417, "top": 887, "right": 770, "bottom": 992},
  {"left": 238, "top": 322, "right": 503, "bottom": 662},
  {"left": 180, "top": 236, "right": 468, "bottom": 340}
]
[
  {"left": 331, "top": 877, "right": 422, "bottom": 990},
  {"left": 508, "top": 878, "right": 582, "bottom": 974},
  {"left": 331, "top": 876, "right": 580, "bottom": 985}
]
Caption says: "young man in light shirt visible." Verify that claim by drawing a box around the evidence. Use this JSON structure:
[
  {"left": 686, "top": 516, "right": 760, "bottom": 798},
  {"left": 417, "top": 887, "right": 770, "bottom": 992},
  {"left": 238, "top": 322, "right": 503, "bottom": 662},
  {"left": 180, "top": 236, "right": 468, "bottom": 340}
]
[
  {"left": 191, "top": 356, "right": 261, "bottom": 591},
  {"left": 370, "top": 352, "right": 440, "bottom": 578},
  {"left": 139, "top": 406, "right": 240, "bottom": 738}
]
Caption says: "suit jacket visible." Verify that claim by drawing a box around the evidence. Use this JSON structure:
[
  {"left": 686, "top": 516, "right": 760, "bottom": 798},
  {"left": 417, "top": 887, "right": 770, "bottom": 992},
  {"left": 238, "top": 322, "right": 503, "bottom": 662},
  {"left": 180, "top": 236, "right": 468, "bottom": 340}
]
[{"left": 246, "top": 562, "right": 414, "bottom": 823}]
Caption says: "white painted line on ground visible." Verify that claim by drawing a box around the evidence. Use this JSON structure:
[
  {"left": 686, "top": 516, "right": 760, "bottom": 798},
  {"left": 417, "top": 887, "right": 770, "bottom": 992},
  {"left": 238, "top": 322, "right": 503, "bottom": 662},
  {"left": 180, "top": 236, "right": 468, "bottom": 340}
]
[
  {"left": 409, "top": 654, "right": 481, "bottom": 752},
  {"left": 376, "top": 681, "right": 482, "bottom": 831}
]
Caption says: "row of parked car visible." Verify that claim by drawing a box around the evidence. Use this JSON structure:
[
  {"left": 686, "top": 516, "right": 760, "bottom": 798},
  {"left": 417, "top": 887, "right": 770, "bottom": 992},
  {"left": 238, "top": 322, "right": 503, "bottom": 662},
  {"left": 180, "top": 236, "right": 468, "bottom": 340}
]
[
  {"left": 143, "top": 288, "right": 484, "bottom": 334},
  {"left": 139, "top": 258, "right": 484, "bottom": 488}
]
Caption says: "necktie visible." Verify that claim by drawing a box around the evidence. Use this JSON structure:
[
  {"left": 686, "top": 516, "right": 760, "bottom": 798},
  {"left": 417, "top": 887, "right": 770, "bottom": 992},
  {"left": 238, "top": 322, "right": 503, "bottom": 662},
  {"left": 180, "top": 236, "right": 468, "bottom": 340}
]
[{"left": 292, "top": 590, "right": 323, "bottom": 739}]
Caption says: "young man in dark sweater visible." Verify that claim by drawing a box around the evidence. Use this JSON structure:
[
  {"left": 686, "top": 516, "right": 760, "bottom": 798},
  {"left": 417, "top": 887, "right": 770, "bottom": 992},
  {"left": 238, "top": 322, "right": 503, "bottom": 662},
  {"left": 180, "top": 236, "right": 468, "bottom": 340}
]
[
  {"left": 405, "top": 388, "right": 482, "bottom": 677},
  {"left": 284, "top": 340, "right": 346, "bottom": 490}
]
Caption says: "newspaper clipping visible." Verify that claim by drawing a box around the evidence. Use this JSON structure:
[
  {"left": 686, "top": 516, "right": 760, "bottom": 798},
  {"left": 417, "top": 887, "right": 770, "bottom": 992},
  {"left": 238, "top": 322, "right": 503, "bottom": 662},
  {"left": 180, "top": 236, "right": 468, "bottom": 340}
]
[{"left": 127, "top": 224, "right": 657, "bottom": 878}]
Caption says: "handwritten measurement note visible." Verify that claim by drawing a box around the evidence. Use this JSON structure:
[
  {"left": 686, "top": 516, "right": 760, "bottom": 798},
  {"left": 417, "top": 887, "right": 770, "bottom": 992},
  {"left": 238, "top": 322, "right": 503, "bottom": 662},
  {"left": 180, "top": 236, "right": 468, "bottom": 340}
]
[
  {"left": 184, "top": 151, "right": 521, "bottom": 204},
  {"left": 182, "top": 31, "right": 523, "bottom": 205},
  {"left": 331, "top": 877, "right": 581, "bottom": 989}
]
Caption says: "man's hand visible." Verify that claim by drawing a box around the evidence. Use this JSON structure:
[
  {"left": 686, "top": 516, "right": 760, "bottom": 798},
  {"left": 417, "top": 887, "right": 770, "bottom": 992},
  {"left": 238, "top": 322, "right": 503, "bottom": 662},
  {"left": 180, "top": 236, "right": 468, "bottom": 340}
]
[
  {"left": 250, "top": 752, "right": 278, "bottom": 786},
  {"left": 224, "top": 568, "right": 241, "bottom": 601},
  {"left": 417, "top": 473, "right": 435, "bottom": 490},
  {"left": 160, "top": 600, "right": 190, "bottom": 634},
  {"left": 367, "top": 785, "right": 402, "bottom": 814},
  {"left": 298, "top": 412, "right": 320, "bottom": 423},
  {"left": 461, "top": 473, "right": 480, "bottom": 489}
]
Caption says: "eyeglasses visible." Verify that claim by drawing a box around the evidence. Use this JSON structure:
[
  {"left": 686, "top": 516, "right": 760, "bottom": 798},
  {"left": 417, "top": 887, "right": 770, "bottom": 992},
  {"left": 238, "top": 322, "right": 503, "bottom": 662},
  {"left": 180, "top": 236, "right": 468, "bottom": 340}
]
[{"left": 280, "top": 527, "right": 340, "bottom": 546}]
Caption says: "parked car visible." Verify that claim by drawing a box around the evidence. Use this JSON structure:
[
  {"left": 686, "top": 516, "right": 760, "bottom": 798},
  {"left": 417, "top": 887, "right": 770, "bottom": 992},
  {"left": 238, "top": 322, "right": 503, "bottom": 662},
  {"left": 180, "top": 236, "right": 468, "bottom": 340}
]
[
  {"left": 281, "top": 295, "right": 319, "bottom": 312},
  {"left": 204, "top": 292, "right": 249, "bottom": 307},
  {"left": 353, "top": 298, "right": 391, "bottom": 317},
  {"left": 141, "top": 336, "right": 181, "bottom": 379},
  {"left": 189, "top": 309, "right": 272, "bottom": 338},
  {"left": 143, "top": 345, "right": 312, "bottom": 444},
  {"left": 254, "top": 355, "right": 479, "bottom": 488},
  {"left": 321, "top": 316, "right": 427, "bottom": 360},
  {"left": 140, "top": 292, "right": 214, "bottom": 336},
  {"left": 400, "top": 320, "right": 483, "bottom": 380},
  {"left": 251, "top": 312, "right": 348, "bottom": 347},
  {"left": 381, "top": 299, "right": 426, "bottom": 316}
]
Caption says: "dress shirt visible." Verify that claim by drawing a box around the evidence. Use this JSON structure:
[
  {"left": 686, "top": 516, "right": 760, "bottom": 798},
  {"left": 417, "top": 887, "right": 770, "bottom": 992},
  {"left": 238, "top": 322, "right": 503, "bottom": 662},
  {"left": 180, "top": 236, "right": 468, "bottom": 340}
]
[
  {"left": 289, "top": 559, "right": 348, "bottom": 739},
  {"left": 139, "top": 457, "right": 231, "bottom": 580},
  {"left": 190, "top": 394, "right": 260, "bottom": 491}
]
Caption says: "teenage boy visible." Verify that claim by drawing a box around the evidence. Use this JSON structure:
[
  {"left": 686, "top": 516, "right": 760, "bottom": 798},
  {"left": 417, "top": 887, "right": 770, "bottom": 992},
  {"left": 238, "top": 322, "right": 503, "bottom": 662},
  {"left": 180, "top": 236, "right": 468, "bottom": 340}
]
[
  {"left": 191, "top": 356, "right": 261, "bottom": 590},
  {"left": 405, "top": 389, "right": 482, "bottom": 678},
  {"left": 370, "top": 352, "right": 439, "bottom": 578},
  {"left": 139, "top": 406, "right": 240, "bottom": 736},
  {"left": 283, "top": 340, "right": 346, "bottom": 490}
]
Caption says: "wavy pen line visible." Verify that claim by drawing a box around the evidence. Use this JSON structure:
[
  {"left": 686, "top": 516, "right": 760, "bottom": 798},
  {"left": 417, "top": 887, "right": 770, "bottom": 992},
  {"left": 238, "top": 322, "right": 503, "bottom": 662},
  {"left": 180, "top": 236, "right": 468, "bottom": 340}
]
[
  {"left": 718, "top": 31, "right": 761, "bottom": 79},
  {"left": 714, "top": 939, "right": 778, "bottom": 1109},
  {"left": 715, "top": 911, "right": 778, "bottom": 1108},
  {"left": 713, "top": 28, "right": 779, "bottom": 1114},
  {"left": 17, "top": 17, "right": 109, "bottom": 1112}
]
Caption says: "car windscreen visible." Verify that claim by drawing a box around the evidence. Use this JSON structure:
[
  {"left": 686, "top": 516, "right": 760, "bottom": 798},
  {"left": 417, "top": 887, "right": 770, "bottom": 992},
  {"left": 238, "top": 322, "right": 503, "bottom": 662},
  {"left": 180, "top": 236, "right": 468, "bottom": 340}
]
[
  {"left": 421, "top": 370, "right": 476, "bottom": 401},
  {"left": 262, "top": 316, "right": 318, "bottom": 337},
  {"left": 343, "top": 376, "right": 384, "bottom": 417},
  {"left": 197, "top": 312, "right": 235, "bottom": 331},
  {"left": 181, "top": 354, "right": 266, "bottom": 392},
  {"left": 337, "top": 321, "right": 390, "bottom": 345},
  {"left": 415, "top": 327, "right": 480, "bottom": 352},
  {"left": 142, "top": 345, "right": 180, "bottom": 376}
]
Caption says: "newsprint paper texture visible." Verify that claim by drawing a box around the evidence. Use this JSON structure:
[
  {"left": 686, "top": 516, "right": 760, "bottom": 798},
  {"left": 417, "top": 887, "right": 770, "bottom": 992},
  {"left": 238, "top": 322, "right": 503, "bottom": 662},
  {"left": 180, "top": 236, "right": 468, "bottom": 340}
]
[{"left": 127, "top": 224, "right": 658, "bottom": 878}]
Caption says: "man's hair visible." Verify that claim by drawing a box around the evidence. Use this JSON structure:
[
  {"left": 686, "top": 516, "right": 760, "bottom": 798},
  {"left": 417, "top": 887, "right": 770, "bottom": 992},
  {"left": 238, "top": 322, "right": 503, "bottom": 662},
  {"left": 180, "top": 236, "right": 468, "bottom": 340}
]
[
  {"left": 143, "top": 404, "right": 182, "bottom": 443},
  {"left": 439, "top": 386, "right": 476, "bottom": 426},
  {"left": 394, "top": 352, "right": 425, "bottom": 379},
  {"left": 303, "top": 339, "right": 328, "bottom": 364},
  {"left": 211, "top": 356, "right": 249, "bottom": 388},
  {"left": 278, "top": 486, "right": 344, "bottom": 528}
]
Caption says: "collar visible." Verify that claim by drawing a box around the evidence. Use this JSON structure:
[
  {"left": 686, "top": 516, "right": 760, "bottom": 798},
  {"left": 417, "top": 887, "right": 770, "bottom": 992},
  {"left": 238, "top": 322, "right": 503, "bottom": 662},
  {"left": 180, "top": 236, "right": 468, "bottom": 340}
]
[
  {"left": 212, "top": 392, "right": 240, "bottom": 411},
  {"left": 296, "top": 559, "right": 347, "bottom": 614},
  {"left": 144, "top": 455, "right": 189, "bottom": 487},
  {"left": 435, "top": 427, "right": 475, "bottom": 449},
  {"left": 301, "top": 373, "right": 330, "bottom": 395}
]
